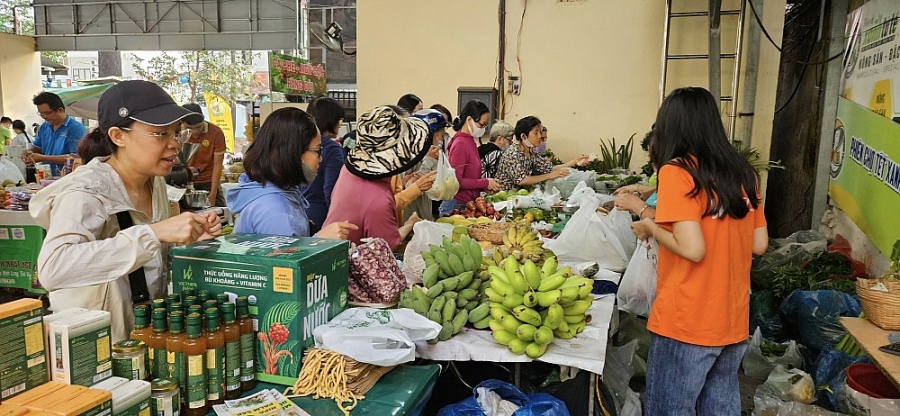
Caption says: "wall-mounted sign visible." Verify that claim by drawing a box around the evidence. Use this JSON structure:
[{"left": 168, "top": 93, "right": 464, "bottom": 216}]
[{"left": 268, "top": 52, "right": 326, "bottom": 97}]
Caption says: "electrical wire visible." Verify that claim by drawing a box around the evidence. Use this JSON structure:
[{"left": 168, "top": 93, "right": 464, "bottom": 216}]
[
  {"left": 774, "top": 35, "right": 817, "bottom": 114},
  {"left": 746, "top": 0, "right": 782, "bottom": 52},
  {"left": 515, "top": 0, "right": 527, "bottom": 94}
]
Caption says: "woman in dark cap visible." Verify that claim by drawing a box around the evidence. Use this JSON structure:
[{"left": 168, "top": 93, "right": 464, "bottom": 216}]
[{"left": 30, "top": 80, "right": 222, "bottom": 342}]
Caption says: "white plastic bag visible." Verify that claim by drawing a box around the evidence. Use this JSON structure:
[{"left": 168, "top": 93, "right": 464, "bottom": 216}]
[
  {"left": 0, "top": 157, "right": 26, "bottom": 185},
  {"left": 838, "top": 379, "right": 900, "bottom": 416},
  {"left": 763, "top": 365, "right": 817, "bottom": 405},
  {"left": 546, "top": 169, "right": 595, "bottom": 199},
  {"left": 617, "top": 238, "right": 658, "bottom": 317},
  {"left": 426, "top": 150, "right": 459, "bottom": 201},
  {"left": 545, "top": 197, "right": 636, "bottom": 270},
  {"left": 508, "top": 187, "right": 561, "bottom": 210},
  {"left": 742, "top": 328, "right": 804, "bottom": 381},
  {"left": 753, "top": 384, "right": 844, "bottom": 416},
  {"left": 402, "top": 221, "right": 453, "bottom": 285},
  {"left": 313, "top": 307, "right": 442, "bottom": 366}
]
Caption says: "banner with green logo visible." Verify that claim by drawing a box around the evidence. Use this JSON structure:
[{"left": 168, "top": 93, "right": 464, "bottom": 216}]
[
  {"left": 268, "top": 52, "right": 326, "bottom": 97},
  {"left": 829, "top": 97, "right": 900, "bottom": 256}
]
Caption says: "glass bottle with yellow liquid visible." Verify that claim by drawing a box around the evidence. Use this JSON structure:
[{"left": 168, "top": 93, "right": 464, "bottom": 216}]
[
  {"left": 184, "top": 313, "right": 208, "bottom": 416},
  {"left": 221, "top": 303, "right": 241, "bottom": 400},
  {"left": 235, "top": 296, "right": 256, "bottom": 391},
  {"left": 204, "top": 307, "right": 225, "bottom": 406},
  {"left": 148, "top": 308, "right": 169, "bottom": 379},
  {"left": 166, "top": 310, "right": 187, "bottom": 401}
]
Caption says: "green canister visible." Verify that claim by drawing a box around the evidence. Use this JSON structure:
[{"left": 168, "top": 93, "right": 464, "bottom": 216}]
[
  {"left": 151, "top": 378, "right": 181, "bottom": 416},
  {"left": 112, "top": 340, "right": 148, "bottom": 380}
]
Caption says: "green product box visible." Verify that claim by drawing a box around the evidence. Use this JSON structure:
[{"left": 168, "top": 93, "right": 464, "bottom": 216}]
[
  {"left": 0, "top": 299, "right": 47, "bottom": 400},
  {"left": 49, "top": 310, "right": 113, "bottom": 386},
  {"left": 109, "top": 380, "right": 151, "bottom": 416},
  {"left": 171, "top": 234, "right": 349, "bottom": 386}
]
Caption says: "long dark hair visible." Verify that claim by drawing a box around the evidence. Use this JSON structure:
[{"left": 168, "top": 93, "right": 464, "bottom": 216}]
[
  {"left": 244, "top": 107, "right": 318, "bottom": 189},
  {"left": 650, "top": 87, "right": 759, "bottom": 219},
  {"left": 452, "top": 99, "right": 490, "bottom": 131},
  {"left": 78, "top": 121, "right": 133, "bottom": 164}
]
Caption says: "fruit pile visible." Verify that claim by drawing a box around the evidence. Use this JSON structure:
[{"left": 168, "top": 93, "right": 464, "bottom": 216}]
[
  {"left": 485, "top": 257, "right": 595, "bottom": 358},
  {"left": 446, "top": 197, "right": 501, "bottom": 220},
  {"left": 398, "top": 235, "right": 491, "bottom": 341},
  {"left": 496, "top": 222, "right": 546, "bottom": 263},
  {"left": 484, "top": 188, "right": 530, "bottom": 203}
]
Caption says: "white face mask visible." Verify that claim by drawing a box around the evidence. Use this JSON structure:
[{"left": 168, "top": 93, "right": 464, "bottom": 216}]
[
  {"left": 521, "top": 135, "right": 534, "bottom": 148},
  {"left": 468, "top": 119, "right": 485, "bottom": 139}
]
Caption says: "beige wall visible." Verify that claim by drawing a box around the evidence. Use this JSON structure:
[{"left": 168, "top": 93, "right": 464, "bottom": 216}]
[
  {"left": 358, "top": 0, "right": 786, "bottom": 170},
  {"left": 0, "top": 34, "right": 43, "bottom": 123}
]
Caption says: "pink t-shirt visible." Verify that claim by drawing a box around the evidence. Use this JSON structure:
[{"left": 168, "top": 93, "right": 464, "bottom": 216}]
[
  {"left": 448, "top": 131, "right": 489, "bottom": 204},
  {"left": 323, "top": 166, "right": 401, "bottom": 249}
]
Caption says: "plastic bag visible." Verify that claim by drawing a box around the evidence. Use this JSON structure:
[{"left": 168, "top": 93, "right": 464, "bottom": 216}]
[
  {"left": 545, "top": 197, "right": 635, "bottom": 270},
  {"left": 752, "top": 241, "right": 823, "bottom": 290},
  {"left": 815, "top": 349, "right": 868, "bottom": 409},
  {"left": 771, "top": 230, "right": 828, "bottom": 251},
  {"left": 751, "top": 290, "right": 786, "bottom": 341},
  {"left": 780, "top": 290, "right": 862, "bottom": 354},
  {"left": 763, "top": 365, "right": 818, "bottom": 404},
  {"left": 617, "top": 238, "right": 658, "bottom": 317},
  {"left": 545, "top": 169, "right": 595, "bottom": 199},
  {"left": 753, "top": 383, "right": 844, "bottom": 416},
  {"left": 348, "top": 238, "right": 408, "bottom": 303},
  {"left": 427, "top": 150, "right": 460, "bottom": 201},
  {"left": 436, "top": 379, "right": 570, "bottom": 416},
  {"left": 602, "top": 339, "right": 639, "bottom": 413},
  {"left": 837, "top": 380, "right": 900, "bottom": 416},
  {"left": 507, "top": 187, "right": 561, "bottom": 211},
  {"left": 402, "top": 221, "right": 454, "bottom": 285},
  {"left": 742, "top": 328, "right": 804, "bottom": 381},
  {"left": 313, "top": 307, "right": 441, "bottom": 366},
  {"left": 0, "top": 157, "right": 26, "bottom": 185}
]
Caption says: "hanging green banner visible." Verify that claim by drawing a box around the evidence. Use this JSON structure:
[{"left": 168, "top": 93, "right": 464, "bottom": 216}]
[
  {"left": 829, "top": 97, "right": 900, "bottom": 256},
  {"left": 268, "top": 52, "right": 327, "bottom": 97}
]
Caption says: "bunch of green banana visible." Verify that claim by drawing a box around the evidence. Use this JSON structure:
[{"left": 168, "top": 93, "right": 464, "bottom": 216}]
[
  {"left": 485, "top": 255, "right": 595, "bottom": 358},
  {"left": 397, "top": 234, "right": 493, "bottom": 342},
  {"left": 497, "top": 223, "right": 545, "bottom": 263}
]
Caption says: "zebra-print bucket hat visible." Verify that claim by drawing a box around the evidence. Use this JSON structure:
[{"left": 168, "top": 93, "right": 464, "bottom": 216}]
[{"left": 346, "top": 105, "right": 431, "bottom": 179}]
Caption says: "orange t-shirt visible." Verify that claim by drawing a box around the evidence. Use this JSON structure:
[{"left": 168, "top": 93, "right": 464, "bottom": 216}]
[
  {"left": 646, "top": 164, "right": 766, "bottom": 346},
  {"left": 187, "top": 123, "right": 227, "bottom": 183}
]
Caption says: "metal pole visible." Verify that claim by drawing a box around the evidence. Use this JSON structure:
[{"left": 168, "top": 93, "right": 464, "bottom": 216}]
[
  {"left": 736, "top": 0, "right": 763, "bottom": 145},
  {"left": 498, "top": 0, "right": 506, "bottom": 118},
  {"left": 728, "top": 0, "right": 746, "bottom": 140},
  {"left": 659, "top": 0, "right": 672, "bottom": 104},
  {"left": 708, "top": 0, "right": 722, "bottom": 104},
  {"left": 812, "top": 0, "right": 849, "bottom": 228}
]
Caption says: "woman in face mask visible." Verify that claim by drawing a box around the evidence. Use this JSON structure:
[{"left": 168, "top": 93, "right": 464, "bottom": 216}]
[
  {"left": 495, "top": 116, "right": 589, "bottom": 191},
  {"left": 479, "top": 120, "right": 513, "bottom": 179},
  {"left": 440, "top": 99, "right": 501, "bottom": 216},
  {"left": 226, "top": 107, "right": 357, "bottom": 239}
]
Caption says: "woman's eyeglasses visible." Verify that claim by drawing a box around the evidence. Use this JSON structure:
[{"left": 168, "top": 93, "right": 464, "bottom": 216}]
[
  {"left": 306, "top": 147, "right": 322, "bottom": 156},
  {"left": 121, "top": 127, "right": 193, "bottom": 143}
]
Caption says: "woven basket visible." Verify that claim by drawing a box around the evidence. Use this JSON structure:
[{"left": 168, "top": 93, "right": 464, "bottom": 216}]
[
  {"left": 468, "top": 222, "right": 510, "bottom": 244},
  {"left": 856, "top": 278, "right": 900, "bottom": 330}
]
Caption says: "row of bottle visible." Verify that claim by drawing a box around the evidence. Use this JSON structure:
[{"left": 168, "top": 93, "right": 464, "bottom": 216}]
[{"left": 127, "top": 292, "right": 256, "bottom": 416}]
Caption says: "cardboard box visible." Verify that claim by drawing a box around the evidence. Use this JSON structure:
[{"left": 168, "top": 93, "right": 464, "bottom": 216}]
[
  {"left": 43, "top": 309, "right": 89, "bottom": 381},
  {"left": 3, "top": 382, "right": 66, "bottom": 406},
  {"left": 171, "top": 234, "right": 349, "bottom": 386},
  {"left": 106, "top": 380, "right": 150, "bottom": 416},
  {"left": 0, "top": 299, "right": 47, "bottom": 400},
  {"left": 43, "top": 388, "right": 112, "bottom": 416},
  {"left": 24, "top": 385, "right": 87, "bottom": 411},
  {"left": 90, "top": 377, "right": 129, "bottom": 393},
  {"left": 49, "top": 311, "right": 112, "bottom": 386},
  {"left": 0, "top": 404, "right": 29, "bottom": 416}
]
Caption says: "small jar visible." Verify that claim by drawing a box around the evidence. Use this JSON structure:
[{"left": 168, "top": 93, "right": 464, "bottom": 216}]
[
  {"left": 112, "top": 340, "right": 148, "bottom": 380},
  {"left": 151, "top": 378, "right": 181, "bottom": 416}
]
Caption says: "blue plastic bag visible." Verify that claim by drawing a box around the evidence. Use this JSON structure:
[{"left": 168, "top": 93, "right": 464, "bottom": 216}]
[
  {"left": 779, "top": 290, "right": 861, "bottom": 354},
  {"left": 437, "top": 379, "right": 570, "bottom": 416},
  {"left": 814, "top": 349, "right": 869, "bottom": 410}
]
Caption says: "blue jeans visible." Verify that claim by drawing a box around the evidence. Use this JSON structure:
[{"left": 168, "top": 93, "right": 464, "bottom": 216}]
[
  {"left": 438, "top": 200, "right": 464, "bottom": 217},
  {"left": 644, "top": 333, "right": 748, "bottom": 416}
]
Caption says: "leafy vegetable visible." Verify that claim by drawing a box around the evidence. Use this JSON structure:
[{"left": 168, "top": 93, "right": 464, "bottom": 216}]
[{"left": 770, "top": 251, "right": 855, "bottom": 299}]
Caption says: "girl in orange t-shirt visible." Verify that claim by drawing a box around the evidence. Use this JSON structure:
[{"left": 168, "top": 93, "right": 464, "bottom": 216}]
[{"left": 631, "top": 87, "right": 769, "bottom": 415}]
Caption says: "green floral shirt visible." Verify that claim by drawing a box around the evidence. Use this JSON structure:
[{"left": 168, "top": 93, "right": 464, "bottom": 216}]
[{"left": 495, "top": 145, "right": 553, "bottom": 190}]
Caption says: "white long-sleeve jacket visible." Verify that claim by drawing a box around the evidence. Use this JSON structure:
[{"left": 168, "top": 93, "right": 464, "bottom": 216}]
[{"left": 30, "top": 157, "right": 169, "bottom": 342}]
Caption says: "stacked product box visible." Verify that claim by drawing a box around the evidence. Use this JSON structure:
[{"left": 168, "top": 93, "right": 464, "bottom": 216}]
[
  {"left": 171, "top": 234, "right": 350, "bottom": 386},
  {"left": 0, "top": 299, "right": 47, "bottom": 401},
  {"left": 48, "top": 310, "right": 113, "bottom": 386},
  {"left": 3, "top": 381, "right": 112, "bottom": 416}
]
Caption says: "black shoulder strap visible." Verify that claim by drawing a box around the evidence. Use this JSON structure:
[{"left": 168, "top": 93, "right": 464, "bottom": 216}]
[{"left": 115, "top": 211, "right": 150, "bottom": 303}]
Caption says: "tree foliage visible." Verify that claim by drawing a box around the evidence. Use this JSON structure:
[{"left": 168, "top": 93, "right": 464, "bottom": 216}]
[
  {"left": 130, "top": 51, "right": 256, "bottom": 104},
  {"left": 0, "top": 1, "right": 71, "bottom": 68}
]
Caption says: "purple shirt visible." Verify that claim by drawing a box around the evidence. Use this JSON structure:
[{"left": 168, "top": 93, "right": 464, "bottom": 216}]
[
  {"left": 448, "top": 131, "right": 489, "bottom": 204},
  {"left": 324, "top": 166, "right": 401, "bottom": 249}
]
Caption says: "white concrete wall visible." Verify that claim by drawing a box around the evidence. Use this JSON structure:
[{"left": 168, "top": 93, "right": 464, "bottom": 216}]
[
  {"left": 0, "top": 34, "right": 44, "bottom": 125},
  {"left": 357, "top": 0, "right": 787, "bottom": 170}
]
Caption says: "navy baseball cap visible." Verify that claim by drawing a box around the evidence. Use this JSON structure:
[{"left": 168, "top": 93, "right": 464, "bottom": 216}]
[{"left": 99, "top": 80, "right": 198, "bottom": 130}]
